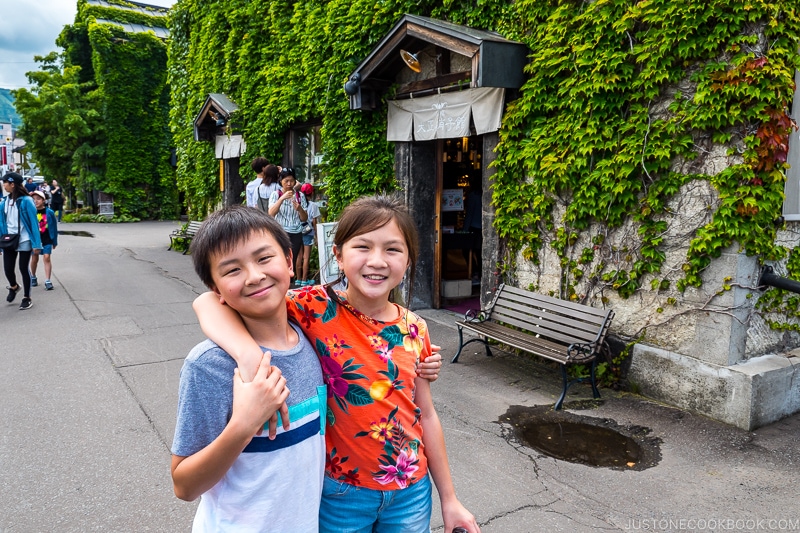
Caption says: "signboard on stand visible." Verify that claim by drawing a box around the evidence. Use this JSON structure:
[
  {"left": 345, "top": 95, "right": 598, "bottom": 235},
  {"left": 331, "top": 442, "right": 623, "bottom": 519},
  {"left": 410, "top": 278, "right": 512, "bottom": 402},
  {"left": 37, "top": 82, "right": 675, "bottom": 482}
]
[{"left": 317, "top": 222, "right": 340, "bottom": 285}]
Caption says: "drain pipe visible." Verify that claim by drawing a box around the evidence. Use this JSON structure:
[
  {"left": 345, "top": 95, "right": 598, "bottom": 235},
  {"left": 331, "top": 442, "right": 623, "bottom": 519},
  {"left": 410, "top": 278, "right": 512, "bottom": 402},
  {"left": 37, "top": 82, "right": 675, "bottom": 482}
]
[{"left": 757, "top": 265, "right": 800, "bottom": 295}]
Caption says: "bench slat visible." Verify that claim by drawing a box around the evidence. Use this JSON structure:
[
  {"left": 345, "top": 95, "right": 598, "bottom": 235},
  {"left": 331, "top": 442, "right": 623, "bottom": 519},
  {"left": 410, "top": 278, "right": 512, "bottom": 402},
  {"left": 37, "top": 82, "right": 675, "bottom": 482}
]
[
  {"left": 458, "top": 321, "right": 578, "bottom": 363},
  {"left": 494, "top": 299, "right": 605, "bottom": 339}
]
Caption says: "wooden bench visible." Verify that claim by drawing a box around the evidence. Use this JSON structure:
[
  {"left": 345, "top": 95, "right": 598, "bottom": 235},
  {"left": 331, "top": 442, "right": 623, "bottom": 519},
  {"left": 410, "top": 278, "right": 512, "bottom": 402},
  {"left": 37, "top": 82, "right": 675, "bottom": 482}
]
[
  {"left": 168, "top": 221, "right": 203, "bottom": 254},
  {"left": 452, "top": 283, "right": 614, "bottom": 409}
]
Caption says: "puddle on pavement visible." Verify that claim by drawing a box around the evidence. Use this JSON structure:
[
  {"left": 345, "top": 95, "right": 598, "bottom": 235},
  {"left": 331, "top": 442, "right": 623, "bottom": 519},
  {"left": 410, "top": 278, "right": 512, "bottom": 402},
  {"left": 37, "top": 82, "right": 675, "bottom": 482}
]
[
  {"left": 500, "top": 404, "right": 661, "bottom": 470},
  {"left": 59, "top": 230, "right": 94, "bottom": 237}
]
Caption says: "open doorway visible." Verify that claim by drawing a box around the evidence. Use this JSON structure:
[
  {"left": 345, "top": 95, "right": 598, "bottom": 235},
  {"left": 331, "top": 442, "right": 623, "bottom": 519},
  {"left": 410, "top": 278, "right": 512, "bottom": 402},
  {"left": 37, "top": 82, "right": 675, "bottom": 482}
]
[{"left": 439, "top": 135, "right": 483, "bottom": 313}]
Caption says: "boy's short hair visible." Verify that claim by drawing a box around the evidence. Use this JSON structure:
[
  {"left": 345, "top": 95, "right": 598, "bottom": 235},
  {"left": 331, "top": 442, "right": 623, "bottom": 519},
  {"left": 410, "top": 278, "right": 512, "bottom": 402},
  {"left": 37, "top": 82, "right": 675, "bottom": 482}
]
[
  {"left": 190, "top": 205, "right": 292, "bottom": 289},
  {"left": 250, "top": 157, "right": 269, "bottom": 174}
]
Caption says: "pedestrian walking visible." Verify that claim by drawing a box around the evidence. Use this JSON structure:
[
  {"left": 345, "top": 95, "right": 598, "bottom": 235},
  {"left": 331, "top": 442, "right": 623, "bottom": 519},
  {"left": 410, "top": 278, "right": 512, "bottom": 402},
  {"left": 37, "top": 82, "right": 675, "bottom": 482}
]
[
  {"left": 0, "top": 172, "right": 42, "bottom": 310},
  {"left": 28, "top": 190, "right": 58, "bottom": 291},
  {"left": 50, "top": 180, "right": 64, "bottom": 221}
]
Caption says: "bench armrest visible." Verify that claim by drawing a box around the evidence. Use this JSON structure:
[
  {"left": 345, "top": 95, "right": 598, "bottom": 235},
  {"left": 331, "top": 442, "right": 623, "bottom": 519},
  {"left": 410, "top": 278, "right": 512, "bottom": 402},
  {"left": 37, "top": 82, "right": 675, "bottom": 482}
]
[
  {"left": 566, "top": 342, "right": 597, "bottom": 364},
  {"left": 464, "top": 308, "right": 489, "bottom": 323}
]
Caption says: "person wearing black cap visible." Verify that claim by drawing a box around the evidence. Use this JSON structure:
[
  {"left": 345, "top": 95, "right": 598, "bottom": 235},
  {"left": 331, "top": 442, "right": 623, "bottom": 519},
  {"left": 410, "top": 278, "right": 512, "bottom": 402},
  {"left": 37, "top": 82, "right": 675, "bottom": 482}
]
[{"left": 0, "top": 172, "right": 42, "bottom": 310}]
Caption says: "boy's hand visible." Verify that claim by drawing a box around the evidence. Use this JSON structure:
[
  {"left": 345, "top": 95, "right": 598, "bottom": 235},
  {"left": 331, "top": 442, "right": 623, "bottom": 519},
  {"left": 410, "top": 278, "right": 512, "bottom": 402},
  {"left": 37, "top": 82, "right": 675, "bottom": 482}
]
[
  {"left": 417, "top": 345, "right": 443, "bottom": 382},
  {"left": 231, "top": 353, "right": 289, "bottom": 439}
]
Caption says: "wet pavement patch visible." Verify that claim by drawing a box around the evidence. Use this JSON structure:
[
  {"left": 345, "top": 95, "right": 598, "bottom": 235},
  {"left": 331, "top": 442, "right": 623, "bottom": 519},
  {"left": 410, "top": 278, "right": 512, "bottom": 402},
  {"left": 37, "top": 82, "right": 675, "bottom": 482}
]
[
  {"left": 500, "top": 405, "right": 662, "bottom": 470},
  {"left": 59, "top": 230, "right": 94, "bottom": 237}
]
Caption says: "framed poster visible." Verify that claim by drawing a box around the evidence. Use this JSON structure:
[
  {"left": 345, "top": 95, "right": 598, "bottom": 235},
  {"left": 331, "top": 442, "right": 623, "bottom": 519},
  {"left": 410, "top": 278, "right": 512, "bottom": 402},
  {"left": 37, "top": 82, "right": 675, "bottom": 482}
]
[{"left": 441, "top": 188, "right": 464, "bottom": 211}]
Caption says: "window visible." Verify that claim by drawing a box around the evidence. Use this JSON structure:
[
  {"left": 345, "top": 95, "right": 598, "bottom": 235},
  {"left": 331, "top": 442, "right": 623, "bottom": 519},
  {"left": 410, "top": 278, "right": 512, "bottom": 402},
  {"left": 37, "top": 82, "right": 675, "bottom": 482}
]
[{"left": 288, "top": 124, "right": 324, "bottom": 186}]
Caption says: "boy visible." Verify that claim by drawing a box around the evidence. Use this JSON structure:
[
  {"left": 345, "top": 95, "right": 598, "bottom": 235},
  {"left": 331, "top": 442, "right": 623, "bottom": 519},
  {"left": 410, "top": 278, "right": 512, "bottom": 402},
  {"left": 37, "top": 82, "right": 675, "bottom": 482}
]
[
  {"left": 171, "top": 206, "right": 326, "bottom": 532},
  {"left": 29, "top": 190, "right": 58, "bottom": 290}
]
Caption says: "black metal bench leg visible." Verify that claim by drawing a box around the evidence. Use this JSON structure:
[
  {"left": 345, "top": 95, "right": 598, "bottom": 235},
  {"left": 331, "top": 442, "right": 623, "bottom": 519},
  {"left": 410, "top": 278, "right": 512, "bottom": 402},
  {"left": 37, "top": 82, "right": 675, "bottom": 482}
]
[
  {"left": 590, "top": 358, "right": 601, "bottom": 399},
  {"left": 451, "top": 328, "right": 492, "bottom": 364},
  {"left": 452, "top": 326, "right": 465, "bottom": 363},
  {"left": 555, "top": 365, "right": 568, "bottom": 410}
]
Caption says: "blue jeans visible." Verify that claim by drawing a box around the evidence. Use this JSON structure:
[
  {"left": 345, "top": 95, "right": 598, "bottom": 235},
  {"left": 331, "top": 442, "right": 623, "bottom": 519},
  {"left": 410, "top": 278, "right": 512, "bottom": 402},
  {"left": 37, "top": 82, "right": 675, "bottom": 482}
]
[{"left": 319, "top": 474, "right": 432, "bottom": 533}]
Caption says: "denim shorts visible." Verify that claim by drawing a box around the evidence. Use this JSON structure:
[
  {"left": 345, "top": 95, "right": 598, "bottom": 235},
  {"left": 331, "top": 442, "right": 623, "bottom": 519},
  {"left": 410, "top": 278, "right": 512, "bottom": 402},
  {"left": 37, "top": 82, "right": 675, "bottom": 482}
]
[
  {"left": 319, "top": 474, "right": 432, "bottom": 533},
  {"left": 302, "top": 233, "right": 315, "bottom": 246},
  {"left": 41, "top": 244, "right": 53, "bottom": 255}
]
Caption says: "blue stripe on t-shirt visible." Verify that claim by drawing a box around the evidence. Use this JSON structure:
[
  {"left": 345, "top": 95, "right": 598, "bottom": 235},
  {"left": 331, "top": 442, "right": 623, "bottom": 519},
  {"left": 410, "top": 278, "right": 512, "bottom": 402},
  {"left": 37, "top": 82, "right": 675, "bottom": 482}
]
[{"left": 242, "top": 416, "right": 321, "bottom": 453}]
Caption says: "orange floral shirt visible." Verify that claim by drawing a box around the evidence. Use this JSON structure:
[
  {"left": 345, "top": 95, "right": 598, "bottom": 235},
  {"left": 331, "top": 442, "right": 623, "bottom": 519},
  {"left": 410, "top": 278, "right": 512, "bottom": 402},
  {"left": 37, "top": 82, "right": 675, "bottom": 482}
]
[{"left": 287, "top": 285, "right": 430, "bottom": 490}]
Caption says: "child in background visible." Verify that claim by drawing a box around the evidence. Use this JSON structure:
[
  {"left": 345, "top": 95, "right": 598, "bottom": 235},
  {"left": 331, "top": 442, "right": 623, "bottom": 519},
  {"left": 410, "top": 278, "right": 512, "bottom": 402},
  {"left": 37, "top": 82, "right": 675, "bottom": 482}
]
[
  {"left": 194, "top": 195, "right": 480, "bottom": 533},
  {"left": 295, "top": 182, "right": 320, "bottom": 286},
  {"left": 172, "top": 206, "right": 326, "bottom": 532},
  {"left": 29, "top": 190, "right": 58, "bottom": 291}
]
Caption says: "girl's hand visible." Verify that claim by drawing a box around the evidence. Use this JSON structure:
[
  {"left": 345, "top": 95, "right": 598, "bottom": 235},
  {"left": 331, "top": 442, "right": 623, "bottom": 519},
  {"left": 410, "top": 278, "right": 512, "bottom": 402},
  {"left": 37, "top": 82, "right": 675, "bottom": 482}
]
[
  {"left": 417, "top": 345, "right": 442, "bottom": 381},
  {"left": 280, "top": 190, "right": 294, "bottom": 202},
  {"left": 443, "top": 500, "right": 481, "bottom": 533},
  {"left": 231, "top": 353, "right": 290, "bottom": 439}
]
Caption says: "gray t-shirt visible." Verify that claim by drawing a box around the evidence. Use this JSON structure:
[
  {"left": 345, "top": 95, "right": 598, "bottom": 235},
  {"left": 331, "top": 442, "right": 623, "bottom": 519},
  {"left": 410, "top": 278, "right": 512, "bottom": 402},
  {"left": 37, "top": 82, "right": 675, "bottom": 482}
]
[{"left": 172, "top": 322, "right": 325, "bottom": 532}]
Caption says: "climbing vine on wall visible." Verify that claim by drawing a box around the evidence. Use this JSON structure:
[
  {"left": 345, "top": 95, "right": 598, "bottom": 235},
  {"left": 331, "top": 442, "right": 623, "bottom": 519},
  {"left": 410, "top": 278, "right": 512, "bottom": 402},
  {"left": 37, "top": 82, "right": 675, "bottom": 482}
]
[
  {"left": 490, "top": 0, "right": 799, "bottom": 307},
  {"left": 168, "top": 0, "right": 449, "bottom": 217}
]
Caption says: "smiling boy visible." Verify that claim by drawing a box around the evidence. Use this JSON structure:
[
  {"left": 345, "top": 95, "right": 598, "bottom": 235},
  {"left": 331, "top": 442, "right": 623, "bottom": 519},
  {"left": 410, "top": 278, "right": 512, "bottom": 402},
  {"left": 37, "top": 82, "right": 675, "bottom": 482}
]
[{"left": 171, "top": 206, "right": 326, "bottom": 532}]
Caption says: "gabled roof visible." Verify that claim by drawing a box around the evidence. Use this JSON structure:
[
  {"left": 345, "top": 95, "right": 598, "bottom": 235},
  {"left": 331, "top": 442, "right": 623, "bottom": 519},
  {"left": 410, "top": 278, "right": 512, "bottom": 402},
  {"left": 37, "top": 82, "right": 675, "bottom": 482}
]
[
  {"left": 95, "top": 19, "right": 169, "bottom": 38},
  {"left": 87, "top": 0, "right": 169, "bottom": 38},
  {"left": 85, "top": 0, "right": 169, "bottom": 17},
  {"left": 193, "top": 94, "right": 240, "bottom": 142},
  {"left": 346, "top": 14, "right": 528, "bottom": 110}
]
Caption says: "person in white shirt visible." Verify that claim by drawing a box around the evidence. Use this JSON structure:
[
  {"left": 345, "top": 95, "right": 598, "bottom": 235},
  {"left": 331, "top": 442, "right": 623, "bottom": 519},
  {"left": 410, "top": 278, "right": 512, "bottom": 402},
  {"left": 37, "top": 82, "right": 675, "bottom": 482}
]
[{"left": 245, "top": 158, "right": 278, "bottom": 208}]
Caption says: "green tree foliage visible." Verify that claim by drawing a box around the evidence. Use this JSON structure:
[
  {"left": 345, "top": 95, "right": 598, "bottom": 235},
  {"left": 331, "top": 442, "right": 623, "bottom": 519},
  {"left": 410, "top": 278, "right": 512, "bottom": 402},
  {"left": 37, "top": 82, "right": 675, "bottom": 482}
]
[{"left": 13, "top": 52, "right": 103, "bottom": 199}]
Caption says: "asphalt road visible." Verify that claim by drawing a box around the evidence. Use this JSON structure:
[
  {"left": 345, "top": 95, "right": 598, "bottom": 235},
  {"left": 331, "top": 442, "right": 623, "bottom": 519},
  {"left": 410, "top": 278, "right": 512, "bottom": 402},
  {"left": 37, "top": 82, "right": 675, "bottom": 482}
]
[{"left": 1, "top": 220, "right": 799, "bottom": 532}]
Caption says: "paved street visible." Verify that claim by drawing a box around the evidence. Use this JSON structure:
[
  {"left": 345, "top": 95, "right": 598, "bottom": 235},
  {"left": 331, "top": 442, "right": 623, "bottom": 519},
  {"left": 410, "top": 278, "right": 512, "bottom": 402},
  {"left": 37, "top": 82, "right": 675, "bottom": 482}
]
[{"left": 1, "top": 221, "right": 799, "bottom": 532}]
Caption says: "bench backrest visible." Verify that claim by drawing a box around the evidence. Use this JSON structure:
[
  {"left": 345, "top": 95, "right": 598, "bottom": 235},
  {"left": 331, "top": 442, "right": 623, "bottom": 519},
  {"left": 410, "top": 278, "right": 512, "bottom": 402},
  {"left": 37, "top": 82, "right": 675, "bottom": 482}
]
[
  {"left": 488, "top": 284, "right": 614, "bottom": 348},
  {"left": 185, "top": 221, "right": 203, "bottom": 235}
]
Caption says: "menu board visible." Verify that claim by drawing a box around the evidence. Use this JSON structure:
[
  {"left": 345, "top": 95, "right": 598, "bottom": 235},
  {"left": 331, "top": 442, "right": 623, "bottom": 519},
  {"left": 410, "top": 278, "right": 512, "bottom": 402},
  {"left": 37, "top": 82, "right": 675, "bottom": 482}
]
[{"left": 442, "top": 188, "right": 464, "bottom": 211}]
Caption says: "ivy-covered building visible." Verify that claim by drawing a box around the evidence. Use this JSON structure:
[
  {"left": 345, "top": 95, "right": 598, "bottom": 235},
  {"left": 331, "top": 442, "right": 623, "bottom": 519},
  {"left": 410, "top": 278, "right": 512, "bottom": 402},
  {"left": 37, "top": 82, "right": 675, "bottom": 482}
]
[
  {"left": 168, "top": 0, "right": 800, "bottom": 429},
  {"left": 15, "top": 0, "right": 177, "bottom": 219}
]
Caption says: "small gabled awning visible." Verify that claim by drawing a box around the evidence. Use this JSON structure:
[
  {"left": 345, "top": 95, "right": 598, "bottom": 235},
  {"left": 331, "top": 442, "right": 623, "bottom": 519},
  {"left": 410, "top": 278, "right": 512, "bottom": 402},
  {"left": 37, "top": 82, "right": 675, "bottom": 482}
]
[
  {"left": 345, "top": 14, "right": 528, "bottom": 113},
  {"left": 344, "top": 15, "right": 527, "bottom": 140},
  {"left": 193, "top": 93, "right": 239, "bottom": 142}
]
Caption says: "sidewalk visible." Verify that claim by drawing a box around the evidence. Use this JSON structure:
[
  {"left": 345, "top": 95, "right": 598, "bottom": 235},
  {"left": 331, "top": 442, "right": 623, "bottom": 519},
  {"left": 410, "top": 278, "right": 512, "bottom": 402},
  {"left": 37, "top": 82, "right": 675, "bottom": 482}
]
[{"left": 1, "top": 220, "right": 798, "bottom": 532}]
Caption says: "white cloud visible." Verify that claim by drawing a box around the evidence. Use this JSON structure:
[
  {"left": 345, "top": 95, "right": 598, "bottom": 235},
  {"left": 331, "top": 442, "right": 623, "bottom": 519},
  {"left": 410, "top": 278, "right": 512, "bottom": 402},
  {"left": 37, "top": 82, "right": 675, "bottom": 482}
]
[{"left": 0, "top": 0, "right": 176, "bottom": 90}]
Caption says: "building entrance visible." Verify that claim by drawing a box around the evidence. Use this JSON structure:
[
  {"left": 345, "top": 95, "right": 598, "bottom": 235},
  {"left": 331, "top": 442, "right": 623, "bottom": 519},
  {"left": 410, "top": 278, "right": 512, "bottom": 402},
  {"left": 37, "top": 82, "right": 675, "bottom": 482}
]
[{"left": 438, "top": 135, "right": 483, "bottom": 309}]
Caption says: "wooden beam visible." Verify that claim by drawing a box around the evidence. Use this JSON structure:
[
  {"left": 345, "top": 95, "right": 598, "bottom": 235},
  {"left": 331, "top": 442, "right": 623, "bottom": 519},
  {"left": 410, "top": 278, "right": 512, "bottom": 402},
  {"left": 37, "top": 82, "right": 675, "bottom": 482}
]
[
  {"left": 406, "top": 23, "right": 478, "bottom": 57},
  {"left": 358, "top": 29, "right": 408, "bottom": 80},
  {"left": 396, "top": 71, "right": 471, "bottom": 95}
]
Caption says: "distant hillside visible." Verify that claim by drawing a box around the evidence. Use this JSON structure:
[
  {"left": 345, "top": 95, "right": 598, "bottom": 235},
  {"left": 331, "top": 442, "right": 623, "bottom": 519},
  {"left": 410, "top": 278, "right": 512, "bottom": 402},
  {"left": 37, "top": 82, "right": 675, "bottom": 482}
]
[{"left": 0, "top": 89, "right": 22, "bottom": 129}]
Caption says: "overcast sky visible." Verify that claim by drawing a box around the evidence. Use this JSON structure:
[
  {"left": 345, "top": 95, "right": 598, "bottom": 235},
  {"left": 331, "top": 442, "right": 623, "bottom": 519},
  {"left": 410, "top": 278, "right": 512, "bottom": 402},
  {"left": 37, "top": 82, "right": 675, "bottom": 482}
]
[{"left": 0, "top": 0, "right": 176, "bottom": 90}]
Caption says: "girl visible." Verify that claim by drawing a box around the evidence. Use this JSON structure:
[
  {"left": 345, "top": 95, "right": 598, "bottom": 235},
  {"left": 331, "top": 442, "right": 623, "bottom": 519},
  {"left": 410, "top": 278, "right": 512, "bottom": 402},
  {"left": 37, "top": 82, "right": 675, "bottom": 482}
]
[
  {"left": 1, "top": 172, "right": 42, "bottom": 310},
  {"left": 28, "top": 190, "right": 59, "bottom": 291},
  {"left": 268, "top": 167, "right": 308, "bottom": 270},
  {"left": 195, "top": 195, "right": 479, "bottom": 532}
]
